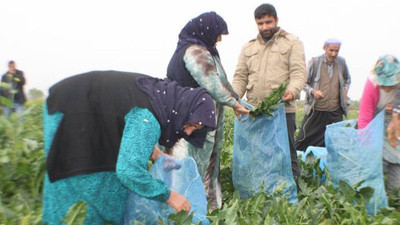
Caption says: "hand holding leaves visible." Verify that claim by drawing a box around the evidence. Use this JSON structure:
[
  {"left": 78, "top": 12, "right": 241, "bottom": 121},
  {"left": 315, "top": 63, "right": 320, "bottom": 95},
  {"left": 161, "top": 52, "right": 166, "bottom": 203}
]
[{"left": 249, "top": 82, "right": 288, "bottom": 119}]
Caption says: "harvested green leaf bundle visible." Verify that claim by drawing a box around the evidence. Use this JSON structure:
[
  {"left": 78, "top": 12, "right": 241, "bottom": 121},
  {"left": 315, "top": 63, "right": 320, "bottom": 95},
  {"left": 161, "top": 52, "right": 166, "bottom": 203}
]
[{"left": 249, "top": 82, "right": 288, "bottom": 119}]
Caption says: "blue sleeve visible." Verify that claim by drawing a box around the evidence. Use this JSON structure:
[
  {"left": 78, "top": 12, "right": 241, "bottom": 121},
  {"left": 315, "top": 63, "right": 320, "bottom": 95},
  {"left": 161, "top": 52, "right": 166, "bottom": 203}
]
[
  {"left": 115, "top": 107, "right": 170, "bottom": 202},
  {"left": 42, "top": 102, "right": 63, "bottom": 156}
]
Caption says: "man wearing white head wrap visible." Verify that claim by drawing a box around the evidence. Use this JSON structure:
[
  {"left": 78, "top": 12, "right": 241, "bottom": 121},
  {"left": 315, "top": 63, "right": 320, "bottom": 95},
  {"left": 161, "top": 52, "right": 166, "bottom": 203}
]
[{"left": 296, "top": 38, "right": 351, "bottom": 151}]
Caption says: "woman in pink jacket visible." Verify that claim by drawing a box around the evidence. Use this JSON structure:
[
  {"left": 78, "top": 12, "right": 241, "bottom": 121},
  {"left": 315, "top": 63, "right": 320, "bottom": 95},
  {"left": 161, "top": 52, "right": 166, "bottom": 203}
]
[{"left": 358, "top": 55, "right": 400, "bottom": 195}]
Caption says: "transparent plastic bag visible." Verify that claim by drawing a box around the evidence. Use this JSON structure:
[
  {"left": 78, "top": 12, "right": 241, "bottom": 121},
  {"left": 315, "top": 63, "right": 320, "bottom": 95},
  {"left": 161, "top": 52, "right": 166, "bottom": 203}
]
[
  {"left": 123, "top": 156, "right": 209, "bottom": 225},
  {"left": 233, "top": 101, "right": 298, "bottom": 203},
  {"left": 325, "top": 110, "right": 388, "bottom": 215}
]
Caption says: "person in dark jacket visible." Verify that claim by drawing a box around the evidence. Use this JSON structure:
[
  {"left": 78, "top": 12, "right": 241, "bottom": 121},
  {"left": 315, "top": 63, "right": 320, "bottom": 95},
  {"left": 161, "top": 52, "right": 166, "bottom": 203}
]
[
  {"left": 1, "top": 60, "right": 27, "bottom": 116},
  {"left": 42, "top": 70, "right": 217, "bottom": 225}
]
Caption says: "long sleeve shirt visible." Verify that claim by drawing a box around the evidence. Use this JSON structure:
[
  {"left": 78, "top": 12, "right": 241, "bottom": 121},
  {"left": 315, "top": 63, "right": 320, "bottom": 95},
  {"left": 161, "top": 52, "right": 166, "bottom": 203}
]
[
  {"left": 183, "top": 45, "right": 238, "bottom": 108},
  {"left": 42, "top": 105, "right": 169, "bottom": 225},
  {"left": 303, "top": 54, "right": 351, "bottom": 115},
  {"left": 232, "top": 29, "right": 306, "bottom": 113}
]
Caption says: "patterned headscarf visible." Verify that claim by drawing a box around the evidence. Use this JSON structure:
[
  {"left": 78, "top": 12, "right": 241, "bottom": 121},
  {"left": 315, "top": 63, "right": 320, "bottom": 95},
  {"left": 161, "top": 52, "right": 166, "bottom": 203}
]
[
  {"left": 137, "top": 77, "right": 216, "bottom": 148},
  {"left": 374, "top": 55, "right": 400, "bottom": 86},
  {"left": 176, "top": 11, "right": 228, "bottom": 57}
]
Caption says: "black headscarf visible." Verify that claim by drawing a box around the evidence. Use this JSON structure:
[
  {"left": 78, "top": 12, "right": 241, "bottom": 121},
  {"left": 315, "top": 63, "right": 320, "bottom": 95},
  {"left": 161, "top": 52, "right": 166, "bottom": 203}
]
[
  {"left": 176, "top": 11, "right": 228, "bottom": 57},
  {"left": 137, "top": 77, "right": 216, "bottom": 148}
]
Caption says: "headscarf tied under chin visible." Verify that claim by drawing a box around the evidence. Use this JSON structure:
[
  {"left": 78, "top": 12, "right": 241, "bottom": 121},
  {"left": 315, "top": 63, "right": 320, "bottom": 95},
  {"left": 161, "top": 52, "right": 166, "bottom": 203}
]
[
  {"left": 137, "top": 77, "right": 216, "bottom": 148},
  {"left": 374, "top": 54, "right": 400, "bottom": 86},
  {"left": 176, "top": 11, "right": 228, "bottom": 57}
]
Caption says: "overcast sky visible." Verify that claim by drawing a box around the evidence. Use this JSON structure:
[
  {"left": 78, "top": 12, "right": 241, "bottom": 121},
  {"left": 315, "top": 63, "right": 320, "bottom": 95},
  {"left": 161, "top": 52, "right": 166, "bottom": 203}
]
[{"left": 1, "top": 0, "right": 399, "bottom": 101}]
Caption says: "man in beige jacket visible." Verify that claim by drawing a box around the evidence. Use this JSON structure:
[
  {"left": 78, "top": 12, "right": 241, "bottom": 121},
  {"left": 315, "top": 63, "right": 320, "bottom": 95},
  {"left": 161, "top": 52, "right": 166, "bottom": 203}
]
[{"left": 232, "top": 3, "right": 306, "bottom": 178}]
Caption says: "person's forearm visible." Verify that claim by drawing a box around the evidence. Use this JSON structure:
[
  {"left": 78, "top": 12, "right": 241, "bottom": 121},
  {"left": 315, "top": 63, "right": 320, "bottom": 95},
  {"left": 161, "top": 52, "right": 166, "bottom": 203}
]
[
  {"left": 116, "top": 109, "right": 169, "bottom": 202},
  {"left": 184, "top": 46, "right": 237, "bottom": 107},
  {"left": 393, "top": 86, "right": 400, "bottom": 113}
]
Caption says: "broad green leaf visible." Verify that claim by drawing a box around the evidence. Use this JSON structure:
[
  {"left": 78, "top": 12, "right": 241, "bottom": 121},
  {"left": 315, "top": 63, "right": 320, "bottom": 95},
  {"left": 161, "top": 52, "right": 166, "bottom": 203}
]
[
  {"left": 224, "top": 199, "right": 239, "bottom": 224},
  {"left": 249, "top": 82, "right": 288, "bottom": 119},
  {"left": 168, "top": 211, "right": 193, "bottom": 225},
  {"left": 338, "top": 180, "right": 357, "bottom": 201},
  {"left": 358, "top": 186, "right": 375, "bottom": 202},
  {"left": 61, "top": 201, "right": 87, "bottom": 225},
  {"left": 0, "top": 96, "right": 12, "bottom": 107}
]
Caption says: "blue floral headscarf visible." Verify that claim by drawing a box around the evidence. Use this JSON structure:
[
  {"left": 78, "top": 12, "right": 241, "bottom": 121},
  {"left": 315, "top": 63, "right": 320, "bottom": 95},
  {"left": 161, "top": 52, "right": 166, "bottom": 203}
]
[
  {"left": 176, "top": 11, "right": 228, "bottom": 57},
  {"left": 374, "top": 54, "right": 400, "bottom": 86}
]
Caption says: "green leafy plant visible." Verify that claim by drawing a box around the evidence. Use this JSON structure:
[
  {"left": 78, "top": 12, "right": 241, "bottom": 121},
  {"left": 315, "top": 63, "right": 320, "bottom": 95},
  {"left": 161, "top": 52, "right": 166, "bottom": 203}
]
[
  {"left": 61, "top": 201, "right": 87, "bottom": 225},
  {"left": 0, "top": 101, "right": 44, "bottom": 225},
  {"left": 249, "top": 82, "right": 288, "bottom": 119},
  {"left": 164, "top": 211, "right": 194, "bottom": 225},
  {"left": 3, "top": 99, "right": 400, "bottom": 225}
]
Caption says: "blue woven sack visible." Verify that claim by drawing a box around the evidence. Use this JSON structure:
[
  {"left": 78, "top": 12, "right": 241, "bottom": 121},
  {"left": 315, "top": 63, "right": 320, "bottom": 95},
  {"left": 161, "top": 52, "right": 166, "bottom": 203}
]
[
  {"left": 325, "top": 110, "right": 388, "bottom": 215},
  {"left": 123, "top": 156, "right": 209, "bottom": 225},
  {"left": 232, "top": 101, "right": 298, "bottom": 203}
]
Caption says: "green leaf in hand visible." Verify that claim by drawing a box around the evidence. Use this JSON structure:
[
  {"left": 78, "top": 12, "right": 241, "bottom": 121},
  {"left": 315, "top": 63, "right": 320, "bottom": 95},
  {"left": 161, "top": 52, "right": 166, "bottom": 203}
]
[{"left": 249, "top": 82, "right": 288, "bottom": 119}]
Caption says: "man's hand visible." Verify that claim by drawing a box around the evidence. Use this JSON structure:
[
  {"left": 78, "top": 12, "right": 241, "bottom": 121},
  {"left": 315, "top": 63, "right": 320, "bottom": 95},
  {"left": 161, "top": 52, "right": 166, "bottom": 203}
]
[
  {"left": 282, "top": 90, "right": 294, "bottom": 102},
  {"left": 312, "top": 89, "right": 324, "bottom": 100},
  {"left": 233, "top": 101, "right": 250, "bottom": 120},
  {"left": 167, "top": 190, "right": 191, "bottom": 213}
]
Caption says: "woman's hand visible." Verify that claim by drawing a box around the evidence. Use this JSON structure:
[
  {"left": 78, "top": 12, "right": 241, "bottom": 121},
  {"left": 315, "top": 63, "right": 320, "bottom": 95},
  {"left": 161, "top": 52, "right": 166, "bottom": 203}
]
[
  {"left": 166, "top": 190, "right": 191, "bottom": 213},
  {"left": 386, "top": 103, "right": 393, "bottom": 114},
  {"left": 151, "top": 145, "right": 168, "bottom": 160},
  {"left": 233, "top": 101, "right": 250, "bottom": 120}
]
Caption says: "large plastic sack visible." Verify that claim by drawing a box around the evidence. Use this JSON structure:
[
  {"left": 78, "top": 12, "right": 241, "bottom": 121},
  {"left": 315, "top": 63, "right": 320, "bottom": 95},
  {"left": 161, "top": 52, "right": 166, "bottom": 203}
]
[
  {"left": 232, "top": 101, "right": 298, "bottom": 203},
  {"left": 325, "top": 110, "right": 388, "bottom": 215},
  {"left": 123, "top": 156, "right": 209, "bottom": 225}
]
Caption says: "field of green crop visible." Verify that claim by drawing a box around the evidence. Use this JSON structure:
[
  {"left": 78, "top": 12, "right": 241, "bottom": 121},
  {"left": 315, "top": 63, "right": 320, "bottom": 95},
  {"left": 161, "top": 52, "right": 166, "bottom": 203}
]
[{"left": 1, "top": 100, "right": 400, "bottom": 224}]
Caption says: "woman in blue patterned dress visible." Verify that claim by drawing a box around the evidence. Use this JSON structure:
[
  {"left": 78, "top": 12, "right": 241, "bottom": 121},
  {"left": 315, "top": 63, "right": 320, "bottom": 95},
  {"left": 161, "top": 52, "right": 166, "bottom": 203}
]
[{"left": 42, "top": 71, "right": 216, "bottom": 225}]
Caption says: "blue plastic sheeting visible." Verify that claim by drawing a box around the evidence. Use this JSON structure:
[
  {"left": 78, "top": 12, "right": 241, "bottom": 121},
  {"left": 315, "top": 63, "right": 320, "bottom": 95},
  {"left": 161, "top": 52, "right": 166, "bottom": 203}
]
[
  {"left": 325, "top": 110, "right": 388, "bottom": 215},
  {"left": 232, "top": 101, "right": 298, "bottom": 203},
  {"left": 123, "top": 156, "right": 209, "bottom": 225},
  {"left": 296, "top": 150, "right": 304, "bottom": 157}
]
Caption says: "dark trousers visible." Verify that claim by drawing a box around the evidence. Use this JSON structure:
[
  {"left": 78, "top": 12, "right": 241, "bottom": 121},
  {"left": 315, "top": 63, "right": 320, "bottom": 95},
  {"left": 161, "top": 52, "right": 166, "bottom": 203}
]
[
  {"left": 286, "top": 113, "right": 300, "bottom": 178},
  {"left": 295, "top": 109, "right": 343, "bottom": 151}
]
